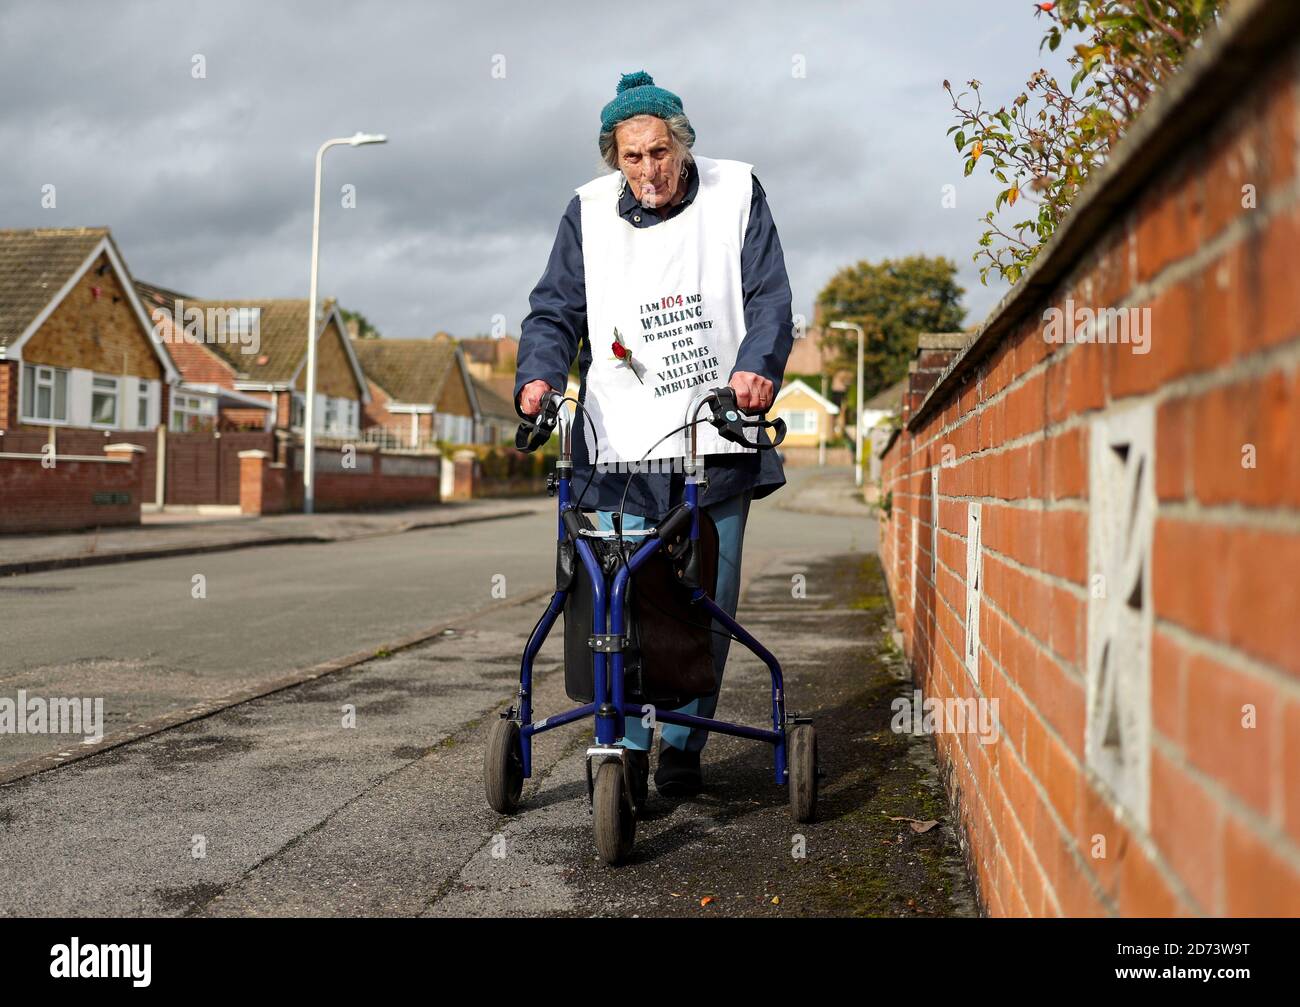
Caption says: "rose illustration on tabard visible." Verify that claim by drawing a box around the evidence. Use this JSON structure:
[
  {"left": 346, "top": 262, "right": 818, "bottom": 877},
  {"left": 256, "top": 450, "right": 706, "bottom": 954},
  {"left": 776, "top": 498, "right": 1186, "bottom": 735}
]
[{"left": 610, "top": 327, "right": 644, "bottom": 384}]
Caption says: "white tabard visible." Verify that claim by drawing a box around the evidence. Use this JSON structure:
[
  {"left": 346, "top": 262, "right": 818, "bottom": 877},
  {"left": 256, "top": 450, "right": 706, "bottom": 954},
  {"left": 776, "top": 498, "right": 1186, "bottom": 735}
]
[{"left": 577, "top": 155, "right": 756, "bottom": 463}]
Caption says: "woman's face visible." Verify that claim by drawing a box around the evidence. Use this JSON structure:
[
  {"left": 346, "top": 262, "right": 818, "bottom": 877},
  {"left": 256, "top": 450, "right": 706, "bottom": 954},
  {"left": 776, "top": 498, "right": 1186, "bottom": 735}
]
[{"left": 615, "top": 115, "right": 682, "bottom": 208}]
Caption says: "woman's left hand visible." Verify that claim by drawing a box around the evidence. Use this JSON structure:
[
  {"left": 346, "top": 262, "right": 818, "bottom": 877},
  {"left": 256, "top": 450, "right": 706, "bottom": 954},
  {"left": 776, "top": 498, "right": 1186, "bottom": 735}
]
[{"left": 728, "top": 371, "right": 774, "bottom": 412}]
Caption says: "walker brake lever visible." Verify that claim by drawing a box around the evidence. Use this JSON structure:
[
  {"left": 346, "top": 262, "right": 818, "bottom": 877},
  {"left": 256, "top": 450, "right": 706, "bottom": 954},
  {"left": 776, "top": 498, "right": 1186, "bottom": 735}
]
[
  {"left": 707, "top": 387, "right": 787, "bottom": 450},
  {"left": 515, "top": 393, "right": 562, "bottom": 453}
]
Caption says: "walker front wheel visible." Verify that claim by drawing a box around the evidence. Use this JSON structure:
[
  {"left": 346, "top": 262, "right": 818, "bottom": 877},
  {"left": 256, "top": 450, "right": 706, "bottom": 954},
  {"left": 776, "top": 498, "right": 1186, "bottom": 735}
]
[
  {"left": 593, "top": 758, "right": 636, "bottom": 865},
  {"left": 484, "top": 719, "right": 524, "bottom": 814},
  {"left": 788, "top": 724, "right": 818, "bottom": 823}
]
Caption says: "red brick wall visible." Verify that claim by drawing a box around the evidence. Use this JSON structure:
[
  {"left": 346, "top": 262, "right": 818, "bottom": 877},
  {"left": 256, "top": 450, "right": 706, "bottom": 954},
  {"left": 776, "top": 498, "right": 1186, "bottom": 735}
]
[
  {"left": 0, "top": 429, "right": 276, "bottom": 507},
  {"left": 1, "top": 429, "right": 159, "bottom": 504},
  {"left": 878, "top": 26, "right": 1300, "bottom": 916},
  {"left": 0, "top": 448, "right": 143, "bottom": 533},
  {"left": 241, "top": 446, "right": 442, "bottom": 514},
  {"left": 0, "top": 360, "right": 17, "bottom": 430},
  {"left": 309, "top": 466, "right": 441, "bottom": 510}
]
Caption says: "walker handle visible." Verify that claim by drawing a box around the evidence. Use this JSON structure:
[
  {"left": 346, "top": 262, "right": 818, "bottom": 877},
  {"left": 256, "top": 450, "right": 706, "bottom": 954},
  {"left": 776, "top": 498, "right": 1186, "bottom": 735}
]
[
  {"left": 708, "top": 387, "right": 786, "bottom": 450},
  {"left": 515, "top": 392, "right": 563, "bottom": 453}
]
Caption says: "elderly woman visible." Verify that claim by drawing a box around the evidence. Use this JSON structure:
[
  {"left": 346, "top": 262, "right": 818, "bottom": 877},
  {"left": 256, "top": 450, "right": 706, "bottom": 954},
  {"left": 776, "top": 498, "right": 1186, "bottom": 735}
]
[{"left": 514, "top": 70, "right": 794, "bottom": 798}]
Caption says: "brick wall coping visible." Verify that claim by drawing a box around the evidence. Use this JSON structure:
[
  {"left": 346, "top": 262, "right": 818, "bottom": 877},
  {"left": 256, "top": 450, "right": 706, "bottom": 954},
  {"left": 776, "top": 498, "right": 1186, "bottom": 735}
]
[
  {"left": 0, "top": 453, "right": 131, "bottom": 463},
  {"left": 904, "top": 0, "right": 1300, "bottom": 435},
  {"left": 916, "top": 332, "right": 970, "bottom": 351}
]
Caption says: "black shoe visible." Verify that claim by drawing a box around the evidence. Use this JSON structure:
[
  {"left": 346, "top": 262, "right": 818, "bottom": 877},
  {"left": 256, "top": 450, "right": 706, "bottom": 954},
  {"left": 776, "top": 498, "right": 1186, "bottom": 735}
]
[
  {"left": 654, "top": 740, "right": 702, "bottom": 797},
  {"left": 624, "top": 749, "right": 649, "bottom": 811}
]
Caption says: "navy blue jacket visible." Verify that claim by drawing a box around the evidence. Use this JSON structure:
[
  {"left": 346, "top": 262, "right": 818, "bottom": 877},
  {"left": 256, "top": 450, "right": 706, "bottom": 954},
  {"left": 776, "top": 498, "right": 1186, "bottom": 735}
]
[{"left": 513, "top": 159, "right": 794, "bottom": 518}]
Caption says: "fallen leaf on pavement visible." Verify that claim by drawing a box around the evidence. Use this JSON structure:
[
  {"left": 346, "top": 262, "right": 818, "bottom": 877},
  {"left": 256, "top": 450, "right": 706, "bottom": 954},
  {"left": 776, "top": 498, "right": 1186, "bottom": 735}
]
[
  {"left": 700, "top": 896, "right": 714, "bottom": 907},
  {"left": 886, "top": 815, "right": 940, "bottom": 833}
]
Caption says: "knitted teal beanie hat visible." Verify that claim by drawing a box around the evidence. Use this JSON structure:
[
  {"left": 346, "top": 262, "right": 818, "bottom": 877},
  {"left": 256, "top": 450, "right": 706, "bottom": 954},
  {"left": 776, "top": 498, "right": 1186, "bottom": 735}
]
[{"left": 599, "top": 71, "right": 696, "bottom": 145}]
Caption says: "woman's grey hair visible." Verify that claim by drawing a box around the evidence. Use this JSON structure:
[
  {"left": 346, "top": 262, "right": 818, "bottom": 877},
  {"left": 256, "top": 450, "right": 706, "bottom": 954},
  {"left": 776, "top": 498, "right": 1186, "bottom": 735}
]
[{"left": 598, "top": 112, "right": 696, "bottom": 172}]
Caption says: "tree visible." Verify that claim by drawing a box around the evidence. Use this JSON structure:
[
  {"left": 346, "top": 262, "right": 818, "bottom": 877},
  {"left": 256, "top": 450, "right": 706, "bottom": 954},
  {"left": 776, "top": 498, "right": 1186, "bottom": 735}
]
[
  {"left": 816, "top": 255, "right": 967, "bottom": 402},
  {"left": 947, "top": 0, "right": 1224, "bottom": 285},
  {"left": 339, "top": 307, "right": 381, "bottom": 339}
]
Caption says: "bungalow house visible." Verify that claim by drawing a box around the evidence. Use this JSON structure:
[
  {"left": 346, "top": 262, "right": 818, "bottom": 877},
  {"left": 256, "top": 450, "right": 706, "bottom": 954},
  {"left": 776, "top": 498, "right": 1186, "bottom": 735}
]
[
  {"left": 134, "top": 292, "right": 368, "bottom": 438},
  {"left": 458, "top": 334, "right": 519, "bottom": 423},
  {"left": 769, "top": 378, "right": 840, "bottom": 447},
  {"left": 860, "top": 376, "right": 907, "bottom": 432},
  {"left": 0, "top": 227, "right": 179, "bottom": 434},
  {"left": 134, "top": 279, "right": 271, "bottom": 431},
  {"left": 459, "top": 334, "right": 518, "bottom": 381},
  {"left": 353, "top": 334, "right": 512, "bottom": 447},
  {"left": 469, "top": 376, "right": 517, "bottom": 444}
]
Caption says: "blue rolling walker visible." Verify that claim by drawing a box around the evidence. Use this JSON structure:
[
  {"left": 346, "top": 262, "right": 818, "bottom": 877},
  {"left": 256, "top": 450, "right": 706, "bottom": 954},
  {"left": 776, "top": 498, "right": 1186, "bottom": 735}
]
[{"left": 483, "top": 387, "right": 819, "bottom": 865}]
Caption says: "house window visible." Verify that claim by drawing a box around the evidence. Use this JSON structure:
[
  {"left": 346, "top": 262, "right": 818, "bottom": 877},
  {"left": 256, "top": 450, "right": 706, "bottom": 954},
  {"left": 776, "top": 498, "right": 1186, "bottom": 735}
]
[
  {"left": 290, "top": 393, "right": 305, "bottom": 430},
  {"left": 20, "top": 364, "right": 68, "bottom": 422},
  {"left": 91, "top": 375, "right": 120, "bottom": 427},
  {"left": 137, "top": 382, "right": 151, "bottom": 428},
  {"left": 437, "top": 412, "right": 474, "bottom": 445},
  {"left": 171, "top": 393, "right": 211, "bottom": 432},
  {"left": 319, "top": 397, "right": 357, "bottom": 436},
  {"left": 783, "top": 409, "right": 818, "bottom": 434}
]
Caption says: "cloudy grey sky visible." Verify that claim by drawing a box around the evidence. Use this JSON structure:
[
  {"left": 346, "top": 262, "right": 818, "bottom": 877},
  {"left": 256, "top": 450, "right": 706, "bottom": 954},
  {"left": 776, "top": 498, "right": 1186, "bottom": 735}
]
[{"left": 1, "top": 0, "right": 1074, "bottom": 341}]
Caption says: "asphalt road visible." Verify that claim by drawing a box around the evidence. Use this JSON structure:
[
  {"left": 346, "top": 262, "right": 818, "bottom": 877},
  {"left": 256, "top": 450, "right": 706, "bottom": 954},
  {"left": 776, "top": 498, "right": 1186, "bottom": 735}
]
[
  {"left": 0, "top": 508, "right": 556, "bottom": 767},
  {"left": 0, "top": 469, "right": 976, "bottom": 916}
]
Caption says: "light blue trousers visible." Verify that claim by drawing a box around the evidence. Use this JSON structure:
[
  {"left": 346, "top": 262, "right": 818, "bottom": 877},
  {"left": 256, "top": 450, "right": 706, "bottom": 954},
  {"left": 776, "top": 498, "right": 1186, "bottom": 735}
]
[{"left": 596, "top": 490, "right": 753, "bottom": 753}]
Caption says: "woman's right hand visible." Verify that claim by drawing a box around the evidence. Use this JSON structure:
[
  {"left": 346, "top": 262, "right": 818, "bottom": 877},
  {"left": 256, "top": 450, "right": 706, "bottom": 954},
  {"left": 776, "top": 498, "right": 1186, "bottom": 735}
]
[{"left": 518, "top": 379, "right": 556, "bottom": 417}]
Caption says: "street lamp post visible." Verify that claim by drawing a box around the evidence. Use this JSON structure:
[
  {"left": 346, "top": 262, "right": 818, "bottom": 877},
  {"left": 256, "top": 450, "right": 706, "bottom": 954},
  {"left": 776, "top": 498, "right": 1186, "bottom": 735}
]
[
  {"left": 830, "top": 320, "right": 865, "bottom": 488},
  {"left": 304, "top": 131, "right": 387, "bottom": 514}
]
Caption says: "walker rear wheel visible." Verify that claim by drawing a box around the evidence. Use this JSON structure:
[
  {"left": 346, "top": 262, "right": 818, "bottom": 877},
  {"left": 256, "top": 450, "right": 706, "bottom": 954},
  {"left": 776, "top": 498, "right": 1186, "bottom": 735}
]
[
  {"left": 593, "top": 758, "right": 636, "bottom": 865},
  {"left": 788, "top": 724, "right": 818, "bottom": 823},
  {"left": 484, "top": 719, "right": 524, "bottom": 814}
]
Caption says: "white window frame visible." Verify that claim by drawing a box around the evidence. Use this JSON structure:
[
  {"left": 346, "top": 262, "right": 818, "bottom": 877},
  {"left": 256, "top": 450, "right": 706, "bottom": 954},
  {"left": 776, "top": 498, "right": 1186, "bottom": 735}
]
[
  {"left": 19, "top": 363, "right": 69, "bottom": 424},
  {"left": 784, "top": 409, "right": 817, "bottom": 434},
  {"left": 170, "top": 392, "right": 212, "bottom": 433},
  {"left": 90, "top": 374, "right": 120, "bottom": 429},
  {"left": 323, "top": 396, "right": 355, "bottom": 437},
  {"left": 137, "top": 381, "right": 151, "bottom": 429}
]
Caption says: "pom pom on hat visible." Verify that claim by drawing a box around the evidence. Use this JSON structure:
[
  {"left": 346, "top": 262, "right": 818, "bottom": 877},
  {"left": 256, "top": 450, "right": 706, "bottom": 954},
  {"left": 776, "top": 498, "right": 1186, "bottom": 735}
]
[{"left": 617, "top": 70, "right": 656, "bottom": 94}]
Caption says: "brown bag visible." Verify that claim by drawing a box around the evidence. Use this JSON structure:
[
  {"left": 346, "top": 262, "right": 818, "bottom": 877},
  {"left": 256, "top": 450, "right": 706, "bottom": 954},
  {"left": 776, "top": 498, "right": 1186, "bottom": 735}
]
[{"left": 563, "top": 510, "right": 720, "bottom": 708}]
